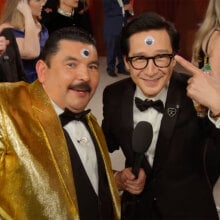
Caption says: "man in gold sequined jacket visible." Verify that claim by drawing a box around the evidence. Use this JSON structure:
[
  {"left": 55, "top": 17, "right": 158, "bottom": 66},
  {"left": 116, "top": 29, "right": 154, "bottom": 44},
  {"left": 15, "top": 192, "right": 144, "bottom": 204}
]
[{"left": 0, "top": 26, "right": 124, "bottom": 220}]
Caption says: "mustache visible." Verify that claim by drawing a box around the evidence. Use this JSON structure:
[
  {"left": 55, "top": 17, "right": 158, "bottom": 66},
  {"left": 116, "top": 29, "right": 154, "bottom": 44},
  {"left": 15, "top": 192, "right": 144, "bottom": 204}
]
[{"left": 68, "top": 82, "right": 91, "bottom": 93}]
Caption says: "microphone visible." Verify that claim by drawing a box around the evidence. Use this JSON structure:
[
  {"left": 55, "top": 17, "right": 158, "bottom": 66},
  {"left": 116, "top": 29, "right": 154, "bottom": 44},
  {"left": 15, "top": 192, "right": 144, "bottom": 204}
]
[{"left": 132, "top": 121, "right": 153, "bottom": 178}]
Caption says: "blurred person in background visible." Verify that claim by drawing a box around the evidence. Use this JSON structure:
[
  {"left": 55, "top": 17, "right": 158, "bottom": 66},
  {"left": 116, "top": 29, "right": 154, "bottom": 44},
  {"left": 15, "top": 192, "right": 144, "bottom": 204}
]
[
  {"left": 43, "top": 0, "right": 79, "bottom": 34},
  {"left": 74, "top": 0, "right": 93, "bottom": 35},
  {"left": 41, "top": 0, "right": 59, "bottom": 26},
  {"left": 0, "top": 28, "right": 27, "bottom": 82},
  {"left": 102, "top": 0, "right": 133, "bottom": 77},
  {"left": 192, "top": 0, "right": 220, "bottom": 73},
  {"left": 0, "top": 0, "right": 49, "bottom": 83},
  {"left": 0, "top": 36, "right": 9, "bottom": 57}
]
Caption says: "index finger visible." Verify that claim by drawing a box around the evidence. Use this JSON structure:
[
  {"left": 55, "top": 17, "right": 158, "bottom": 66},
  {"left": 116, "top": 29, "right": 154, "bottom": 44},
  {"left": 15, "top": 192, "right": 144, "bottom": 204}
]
[{"left": 174, "top": 54, "right": 203, "bottom": 77}]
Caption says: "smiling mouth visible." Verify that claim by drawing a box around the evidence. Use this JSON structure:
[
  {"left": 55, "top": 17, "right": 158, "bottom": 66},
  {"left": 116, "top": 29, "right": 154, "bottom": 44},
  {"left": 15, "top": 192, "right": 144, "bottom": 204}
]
[
  {"left": 74, "top": 89, "right": 89, "bottom": 93},
  {"left": 143, "top": 77, "right": 161, "bottom": 82},
  {"left": 141, "top": 77, "right": 162, "bottom": 87},
  {"left": 142, "top": 76, "right": 162, "bottom": 82}
]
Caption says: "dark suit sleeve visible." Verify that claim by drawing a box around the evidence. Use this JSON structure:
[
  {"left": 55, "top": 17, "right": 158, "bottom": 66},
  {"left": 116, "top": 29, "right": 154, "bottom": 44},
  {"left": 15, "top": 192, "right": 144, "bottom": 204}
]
[
  {"left": 205, "top": 120, "right": 220, "bottom": 186},
  {"left": 102, "top": 85, "right": 120, "bottom": 153}
]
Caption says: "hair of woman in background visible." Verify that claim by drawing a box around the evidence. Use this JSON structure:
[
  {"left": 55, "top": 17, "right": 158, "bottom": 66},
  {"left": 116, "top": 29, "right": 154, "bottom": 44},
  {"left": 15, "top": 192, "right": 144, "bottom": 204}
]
[{"left": 192, "top": 0, "right": 220, "bottom": 73}]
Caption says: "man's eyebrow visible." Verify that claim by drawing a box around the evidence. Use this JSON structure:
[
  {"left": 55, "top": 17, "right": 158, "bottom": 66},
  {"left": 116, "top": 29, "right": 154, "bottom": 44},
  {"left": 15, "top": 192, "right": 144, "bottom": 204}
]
[
  {"left": 63, "top": 56, "right": 99, "bottom": 66},
  {"left": 89, "top": 60, "right": 100, "bottom": 66},
  {"left": 63, "top": 56, "right": 78, "bottom": 62}
]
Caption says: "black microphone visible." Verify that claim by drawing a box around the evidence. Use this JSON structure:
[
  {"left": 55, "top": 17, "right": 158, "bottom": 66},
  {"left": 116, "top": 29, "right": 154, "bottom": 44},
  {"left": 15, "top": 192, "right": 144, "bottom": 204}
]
[{"left": 132, "top": 121, "right": 153, "bottom": 178}]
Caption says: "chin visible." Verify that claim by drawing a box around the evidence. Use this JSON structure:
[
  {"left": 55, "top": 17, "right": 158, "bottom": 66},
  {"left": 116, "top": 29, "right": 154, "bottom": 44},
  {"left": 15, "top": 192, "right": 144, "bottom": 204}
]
[{"left": 142, "top": 87, "right": 161, "bottom": 97}]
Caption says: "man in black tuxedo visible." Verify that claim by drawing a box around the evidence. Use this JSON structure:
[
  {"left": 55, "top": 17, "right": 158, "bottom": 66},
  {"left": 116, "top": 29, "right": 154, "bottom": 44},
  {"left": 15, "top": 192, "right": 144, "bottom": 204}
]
[{"left": 102, "top": 12, "right": 220, "bottom": 220}]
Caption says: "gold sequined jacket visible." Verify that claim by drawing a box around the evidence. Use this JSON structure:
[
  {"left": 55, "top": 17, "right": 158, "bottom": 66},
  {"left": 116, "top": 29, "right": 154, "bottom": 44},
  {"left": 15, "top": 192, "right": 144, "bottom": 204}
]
[{"left": 0, "top": 81, "right": 120, "bottom": 220}]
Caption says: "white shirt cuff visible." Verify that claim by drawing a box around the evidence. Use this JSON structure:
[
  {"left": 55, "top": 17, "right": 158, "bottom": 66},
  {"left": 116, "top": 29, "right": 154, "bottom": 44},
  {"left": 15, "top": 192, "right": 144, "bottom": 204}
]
[{"left": 208, "top": 110, "right": 220, "bottom": 129}]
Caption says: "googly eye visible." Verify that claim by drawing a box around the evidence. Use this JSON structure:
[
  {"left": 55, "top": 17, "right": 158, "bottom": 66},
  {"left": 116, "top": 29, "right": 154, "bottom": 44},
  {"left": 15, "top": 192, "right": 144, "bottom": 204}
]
[
  {"left": 81, "top": 49, "right": 90, "bottom": 58},
  {"left": 144, "top": 36, "right": 155, "bottom": 45}
]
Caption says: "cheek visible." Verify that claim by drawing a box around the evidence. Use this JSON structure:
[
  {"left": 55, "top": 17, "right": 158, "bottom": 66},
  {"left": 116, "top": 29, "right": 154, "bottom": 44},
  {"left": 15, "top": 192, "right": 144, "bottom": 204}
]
[
  {"left": 164, "top": 67, "right": 173, "bottom": 80},
  {"left": 91, "top": 76, "right": 99, "bottom": 92},
  {"left": 32, "top": 4, "right": 41, "bottom": 11},
  {"left": 130, "top": 70, "right": 140, "bottom": 83},
  {"left": 156, "top": 69, "right": 172, "bottom": 90},
  {"left": 30, "top": 7, "right": 38, "bottom": 14},
  {"left": 90, "top": 71, "right": 99, "bottom": 84},
  {"left": 47, "top": 74, "right": 67, "bottom": 91}
]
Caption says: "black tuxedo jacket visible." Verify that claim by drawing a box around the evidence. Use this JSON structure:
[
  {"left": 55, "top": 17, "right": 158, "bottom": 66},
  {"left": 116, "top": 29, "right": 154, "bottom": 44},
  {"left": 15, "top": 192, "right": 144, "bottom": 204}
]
[{"left": 102, "top": 72, "right": 220, "bottom": 219}]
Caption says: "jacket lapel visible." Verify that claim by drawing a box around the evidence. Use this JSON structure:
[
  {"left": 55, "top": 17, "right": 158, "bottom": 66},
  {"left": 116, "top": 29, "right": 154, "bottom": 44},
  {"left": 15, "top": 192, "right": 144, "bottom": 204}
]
[
  {"left": 120, "top": 79, "right": 136, "bottom": 164},
  {"left": 153, "top": 72, "right": 184, "bottom": 173},
  {"left": 29, "top": 81, "right": 79, "bottom": 215}
]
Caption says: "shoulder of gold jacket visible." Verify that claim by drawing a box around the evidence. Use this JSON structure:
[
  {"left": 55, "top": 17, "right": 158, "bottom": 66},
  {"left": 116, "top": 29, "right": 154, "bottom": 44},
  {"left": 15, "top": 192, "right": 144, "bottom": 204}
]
[
  {"left": 0, "top": 81, "right": 120, "bottom": 219},
  {"left": 0, "top": 81, "right": 80, "bottom": 219}
]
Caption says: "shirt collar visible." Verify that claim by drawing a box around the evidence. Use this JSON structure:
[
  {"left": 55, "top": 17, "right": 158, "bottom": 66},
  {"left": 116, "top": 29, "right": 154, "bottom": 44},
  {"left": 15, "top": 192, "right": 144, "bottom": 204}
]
[
  {"left": 51, "top": 100, "right": 64, "bottom": 116},
  {"left": 57, "top": 8, "right": 74, "bottom": 17}
]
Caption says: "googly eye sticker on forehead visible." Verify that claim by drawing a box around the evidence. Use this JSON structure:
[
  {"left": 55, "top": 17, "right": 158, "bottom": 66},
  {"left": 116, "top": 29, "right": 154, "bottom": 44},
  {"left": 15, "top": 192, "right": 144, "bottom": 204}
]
[
  {"left": 81, "top": 49, "right": 90, "bottom": 58},
  {"left": 144, "top": 36, "right": 155, "bottom": 46}
]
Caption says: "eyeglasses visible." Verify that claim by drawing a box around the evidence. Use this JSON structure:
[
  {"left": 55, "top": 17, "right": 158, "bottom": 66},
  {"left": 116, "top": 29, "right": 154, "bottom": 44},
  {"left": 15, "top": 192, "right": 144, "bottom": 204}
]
[{"left": 126, "top": 54, "right": 174, "bottom": 70}]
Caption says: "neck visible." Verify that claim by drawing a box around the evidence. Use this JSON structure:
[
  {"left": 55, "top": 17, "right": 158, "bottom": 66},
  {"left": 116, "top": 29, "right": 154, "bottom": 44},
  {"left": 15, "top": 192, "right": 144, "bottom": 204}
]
[
  {"left": 59, "top": 3, "right": 74, "bottom": 13},
  {"left": 58, "top": 8, "right": 73, "bottom": 17}
]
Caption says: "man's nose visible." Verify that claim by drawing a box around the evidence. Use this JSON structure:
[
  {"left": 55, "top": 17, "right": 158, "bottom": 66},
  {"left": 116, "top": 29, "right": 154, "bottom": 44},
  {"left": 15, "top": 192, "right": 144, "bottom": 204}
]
[
  {"left": 77, "top": 65, "right": 90, "bottom": 81},
  {"left": 143, "top": 59, "right": 158, "bottom": 76}
]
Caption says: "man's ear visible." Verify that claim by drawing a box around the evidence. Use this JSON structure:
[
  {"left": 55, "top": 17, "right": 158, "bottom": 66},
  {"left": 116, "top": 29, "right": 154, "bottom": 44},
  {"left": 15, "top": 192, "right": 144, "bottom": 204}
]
[
  {"left": 36, "top": 60, "right": 48, "bottom": 83},
  {"left": 123, "top": 56, "right": 130, "bottom": 71}
]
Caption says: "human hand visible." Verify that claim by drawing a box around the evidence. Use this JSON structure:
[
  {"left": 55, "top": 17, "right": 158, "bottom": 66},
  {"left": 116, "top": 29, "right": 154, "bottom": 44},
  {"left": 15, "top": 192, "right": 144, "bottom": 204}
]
[
  {"left": 79, "top": 9, "right": 85, "bottom": 15},
  {"left": 175, "top": 55, "right": 220, "bottom": 115},
  {"left": 17, "top": 0, "right": 32, "bottom": 17},
  {"left": 124, "top": 3, "right": 133, "bottom": 12},
  {"left": 44, "top": 8, "right": 53, "bottom": 14},
  {"left": 114, "top": 168, "right": 146, "bottom": 195},
  {"left": 0, "top": 36, "right": 9, "bottom": 56}
]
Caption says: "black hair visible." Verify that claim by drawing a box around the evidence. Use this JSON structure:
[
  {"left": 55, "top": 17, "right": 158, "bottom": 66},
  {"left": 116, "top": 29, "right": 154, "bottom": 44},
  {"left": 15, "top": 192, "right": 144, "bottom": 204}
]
[
  {"left": 121, "top": 12, "right": 180, "bottom": 56},
  {"left": 41, "top": 26, "right": 96, "bottom": 67}
]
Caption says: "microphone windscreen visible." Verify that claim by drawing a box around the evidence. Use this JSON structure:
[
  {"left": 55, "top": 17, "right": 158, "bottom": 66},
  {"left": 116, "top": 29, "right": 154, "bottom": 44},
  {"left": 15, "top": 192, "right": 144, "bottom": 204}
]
[{"left": 132, "top": 121, "right": 153, "bottom": 153}]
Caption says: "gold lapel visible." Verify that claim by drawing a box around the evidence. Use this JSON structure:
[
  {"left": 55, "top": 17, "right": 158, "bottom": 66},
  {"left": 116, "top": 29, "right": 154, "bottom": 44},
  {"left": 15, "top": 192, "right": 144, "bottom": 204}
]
[
  {"left": 29, "top": 81, "right": 79, "bottom": 218},
  {"left": 87, "top": 113, "right": 121, "bottom": 220}
]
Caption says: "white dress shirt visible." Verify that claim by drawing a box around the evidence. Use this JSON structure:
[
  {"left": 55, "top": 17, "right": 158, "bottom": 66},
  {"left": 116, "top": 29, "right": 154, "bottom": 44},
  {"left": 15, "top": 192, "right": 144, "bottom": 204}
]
[
  {"left": 133, "top": 86, "right": 168, "bottom": 166},
  {"left": 117, "top": 0, "right": 125, "bottom": 16},
  {"left": 52, "top": 102, "right": 98, "bottom": 195},
  {"left": 208, "top": 111, "right": 220, "bottom": 129}
]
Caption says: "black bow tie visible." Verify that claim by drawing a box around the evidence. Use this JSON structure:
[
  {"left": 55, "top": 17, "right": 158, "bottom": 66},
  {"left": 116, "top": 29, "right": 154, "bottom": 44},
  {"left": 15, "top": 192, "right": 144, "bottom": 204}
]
[
  {"left": 135, "top": 97, "right": 164, "bottom": 113},
  {"left": 59, "top": 108, "right": 90, "bottom": 127}
]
